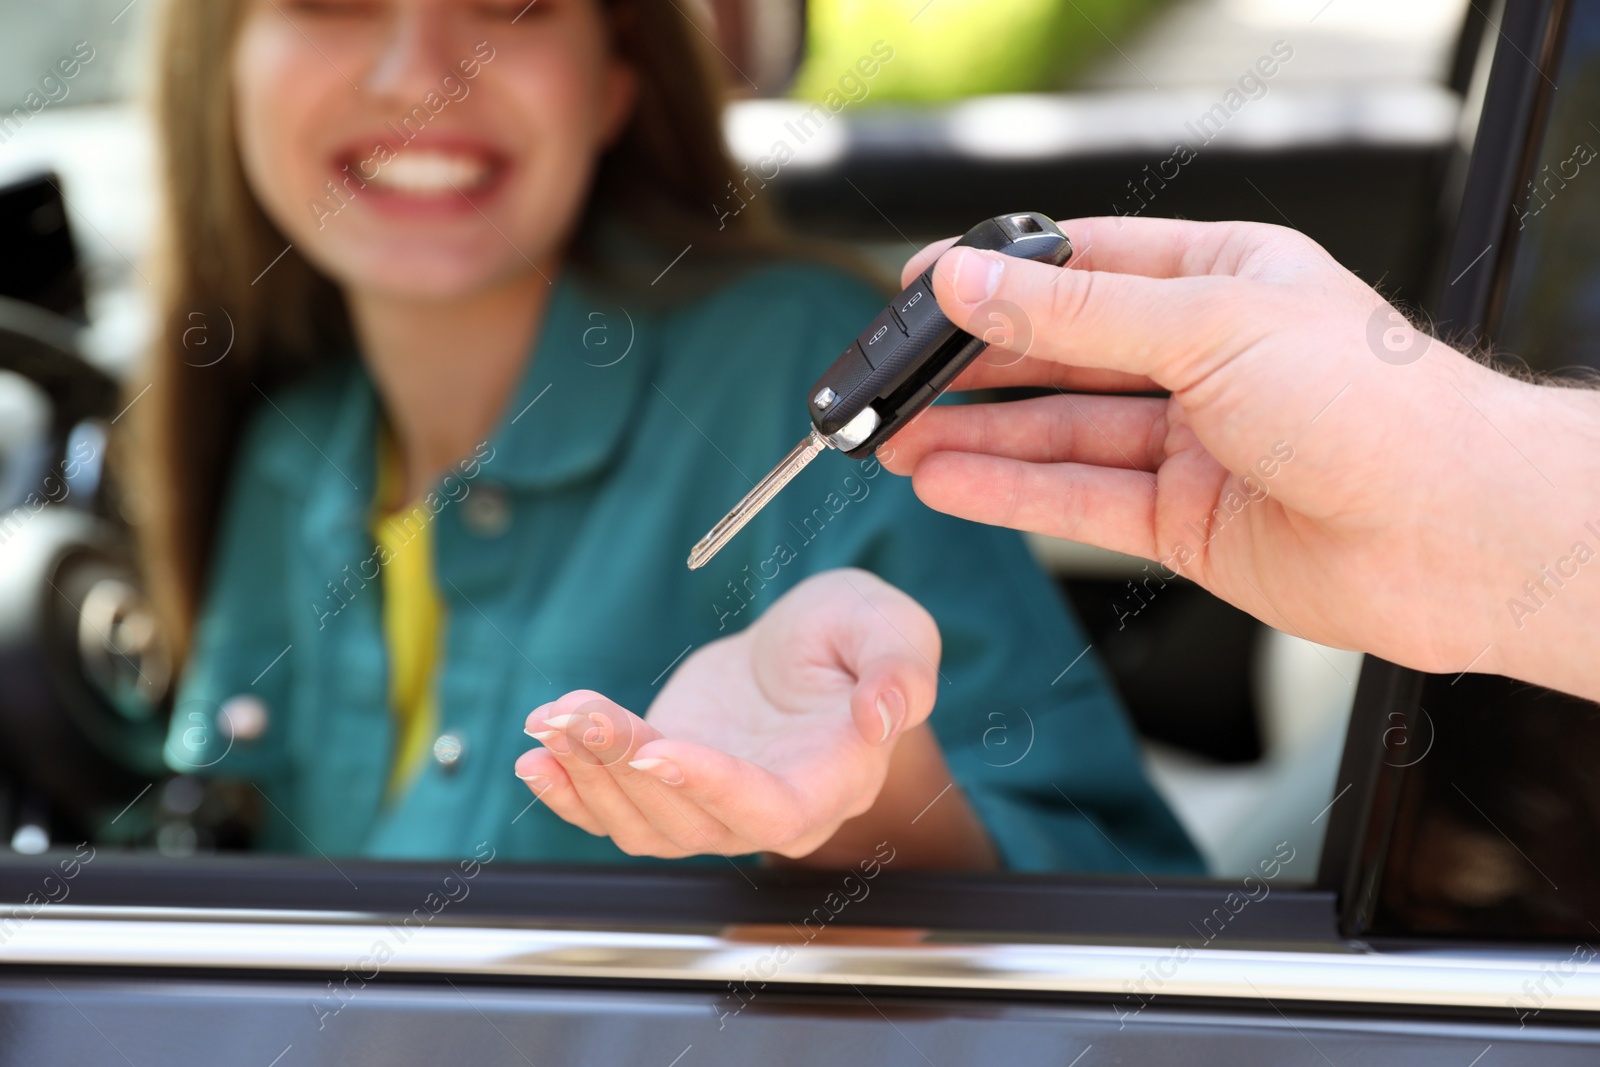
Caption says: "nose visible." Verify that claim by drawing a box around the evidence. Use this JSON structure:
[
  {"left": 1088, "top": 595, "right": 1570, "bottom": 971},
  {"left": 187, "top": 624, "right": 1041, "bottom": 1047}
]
[{"left": 363, "top": 3, "right": 454, "bottom": 102}]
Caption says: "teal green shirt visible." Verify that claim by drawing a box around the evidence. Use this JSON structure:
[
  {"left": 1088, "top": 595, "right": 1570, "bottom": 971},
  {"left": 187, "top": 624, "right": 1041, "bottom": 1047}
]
[{"left": 167, "top": 262, "right": 1200, "bottom": 873}]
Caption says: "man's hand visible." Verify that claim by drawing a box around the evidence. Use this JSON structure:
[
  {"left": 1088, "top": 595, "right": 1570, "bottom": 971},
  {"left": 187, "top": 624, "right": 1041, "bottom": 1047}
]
[
  {"left": 886, "top": 216, "right": 1600, "bottom": 702},
  {"left": 512, "top": 569, "right": 992, "bottom": 864}
]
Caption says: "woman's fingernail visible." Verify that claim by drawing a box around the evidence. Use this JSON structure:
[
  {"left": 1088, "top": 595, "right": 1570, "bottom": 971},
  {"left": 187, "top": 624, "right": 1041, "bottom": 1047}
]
[
  {"left": 541, "top": 714, "right": 584, "bottom": 729},
  {"left": 530, "top": 730, "right": 571, "bottom": 755},
  {"left": 876, "top": 690, "right": 906, "bottom": 743},
  {"left": 514, "top": 749, "right": 550, "bottom": 787},
  {"left": 629, "top": 758, "right": 684, "bottom": 785},
  {"left": 950, "top": 248, "right": 1002, "bottom": 304}
]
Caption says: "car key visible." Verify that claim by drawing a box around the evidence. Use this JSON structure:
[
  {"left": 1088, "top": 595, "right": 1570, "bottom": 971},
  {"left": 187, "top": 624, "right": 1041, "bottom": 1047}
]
[{"left": 687, "top": 211, "right": 1073, "bottom": 569}]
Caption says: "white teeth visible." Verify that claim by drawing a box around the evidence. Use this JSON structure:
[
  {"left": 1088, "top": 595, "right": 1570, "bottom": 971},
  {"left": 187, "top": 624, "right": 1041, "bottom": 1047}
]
[{"left": 365, "top": 150, "right": 493, "bottom": 193}]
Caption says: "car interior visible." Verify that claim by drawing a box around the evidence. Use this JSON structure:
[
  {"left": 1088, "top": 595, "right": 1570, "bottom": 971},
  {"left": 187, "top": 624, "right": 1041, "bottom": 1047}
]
[{"left": 0, "top": 0, "right": 1597, "bottom": 1060}]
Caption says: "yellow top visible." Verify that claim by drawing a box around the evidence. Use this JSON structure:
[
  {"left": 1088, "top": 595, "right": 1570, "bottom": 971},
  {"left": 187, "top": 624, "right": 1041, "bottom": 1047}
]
[{"left": 372, "top": 428, "right": 444, "bottom": 797}]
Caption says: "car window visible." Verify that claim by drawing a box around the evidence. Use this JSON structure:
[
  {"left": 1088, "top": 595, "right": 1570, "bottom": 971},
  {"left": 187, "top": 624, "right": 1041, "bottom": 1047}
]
[
  {"left": 0, "top": 0, "right": 1471, "bottom": 903},
  {"left": 1498, "top": 6, "right": 1600, "bottom": 375}
]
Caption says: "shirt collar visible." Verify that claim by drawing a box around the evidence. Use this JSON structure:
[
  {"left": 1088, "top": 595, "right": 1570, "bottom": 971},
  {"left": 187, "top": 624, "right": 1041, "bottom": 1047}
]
[
  {"left": 294, "top": 269, "right": 655, "bottom": 502},
  {"left": 291, "top": 271, "right": 654, "bottom": 580},
  {"left": 295, "top": 361, "right": 380, "bottom": 581},
  {"left": 485, "top": 270, "right": 656, "bottom": 491}
]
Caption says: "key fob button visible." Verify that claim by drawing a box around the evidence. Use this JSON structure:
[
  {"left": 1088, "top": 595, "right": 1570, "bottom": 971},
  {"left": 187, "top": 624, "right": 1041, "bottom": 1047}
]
[
  {"left": 856, "top": 307, "right": 906, "bottom": 368},
  {"left": 810, "top": 341, "right": 875, "bottom": 434},
  {"left": 894, "top": 278, "right": 940, "bottom": 333},
  {"left": 894, "top": 276, "right": 960, "bottom": 367}
]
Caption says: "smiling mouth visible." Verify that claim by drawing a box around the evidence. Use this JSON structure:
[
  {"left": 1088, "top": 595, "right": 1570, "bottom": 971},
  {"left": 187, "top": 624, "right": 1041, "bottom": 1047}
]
[
  {"left": 363, "top": 148, "right": 501, "bottom": 195},
  {"left": 330, "top": 141, "right": 512, "bottom": 217}
]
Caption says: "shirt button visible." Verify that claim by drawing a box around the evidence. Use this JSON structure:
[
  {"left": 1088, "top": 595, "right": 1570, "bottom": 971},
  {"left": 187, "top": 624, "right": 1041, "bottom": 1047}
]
[
  {"left": 461, "top": 483, "right": 511, "bottom": 538},
  {"left": 432, "top": 733, "right": 465, "bottom": 770},
  {"left": 219, "top": 694, "right": 268, "bottom": 741}
]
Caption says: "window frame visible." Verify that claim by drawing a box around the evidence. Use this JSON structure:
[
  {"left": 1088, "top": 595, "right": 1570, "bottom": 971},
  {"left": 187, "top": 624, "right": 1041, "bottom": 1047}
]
[{"left": 1317, "top": 0, "right": 1581, "bottom": 944}]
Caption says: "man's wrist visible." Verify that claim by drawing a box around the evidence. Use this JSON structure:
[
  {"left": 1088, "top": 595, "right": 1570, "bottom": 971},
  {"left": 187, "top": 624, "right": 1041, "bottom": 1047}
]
[{"left": 1473, "top": 376, "right": 1600, "bottom": 700}]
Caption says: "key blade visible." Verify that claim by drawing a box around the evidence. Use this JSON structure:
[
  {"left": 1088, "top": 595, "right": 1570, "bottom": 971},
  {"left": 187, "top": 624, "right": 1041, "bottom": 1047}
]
[{"left": 687, "top": 430, "right": 829, "bottom": 570}]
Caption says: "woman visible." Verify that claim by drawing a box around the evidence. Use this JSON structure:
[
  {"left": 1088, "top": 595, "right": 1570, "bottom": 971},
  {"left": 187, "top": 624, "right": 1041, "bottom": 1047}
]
[{"left": 136, "top": 0, "right": 1199, "bottom": 872}]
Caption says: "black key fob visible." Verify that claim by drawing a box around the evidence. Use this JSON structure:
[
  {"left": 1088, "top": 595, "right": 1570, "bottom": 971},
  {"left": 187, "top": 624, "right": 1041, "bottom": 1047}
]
[{"left": 807, "top": 212, "right": 1073, "bottom": 458}]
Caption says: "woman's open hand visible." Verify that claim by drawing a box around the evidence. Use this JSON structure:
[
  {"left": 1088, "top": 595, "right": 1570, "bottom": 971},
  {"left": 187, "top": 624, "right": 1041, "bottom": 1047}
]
[{"left": 513, "top": 569, "right": 948, "bottom": 860}]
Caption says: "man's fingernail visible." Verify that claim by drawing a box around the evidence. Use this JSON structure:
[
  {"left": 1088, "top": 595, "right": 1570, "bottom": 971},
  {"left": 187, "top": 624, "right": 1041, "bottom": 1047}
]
[
  {"left": 876, "top": 690, "right": 906, "bottom": 743},
  {"left": 629, "top": 758, "right": 684, "bottom": 785},
  {"left": 951, "top": 248, "right": 1002, "bottom": 304}
]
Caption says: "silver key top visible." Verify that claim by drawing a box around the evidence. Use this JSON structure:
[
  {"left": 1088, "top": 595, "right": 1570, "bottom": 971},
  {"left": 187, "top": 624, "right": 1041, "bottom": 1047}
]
[{"left": 687, "top": 429, "right": 830, "bottom": 570}]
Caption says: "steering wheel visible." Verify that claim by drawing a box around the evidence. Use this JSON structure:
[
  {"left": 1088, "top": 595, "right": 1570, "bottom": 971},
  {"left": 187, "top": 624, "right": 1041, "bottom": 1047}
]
[{"left": 0, "top": 294, "right": 174, "bottom": 841}]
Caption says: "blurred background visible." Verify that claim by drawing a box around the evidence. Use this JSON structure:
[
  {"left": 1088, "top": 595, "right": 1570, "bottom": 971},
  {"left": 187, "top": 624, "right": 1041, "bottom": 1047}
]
[{"left": 0, "top": 0, "right": 1478, "bottom": 875}]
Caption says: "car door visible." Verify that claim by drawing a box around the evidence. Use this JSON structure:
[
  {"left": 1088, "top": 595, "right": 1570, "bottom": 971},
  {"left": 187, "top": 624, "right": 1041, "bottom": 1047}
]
[{"left": 0, "top": 0, "right": 1597, "bottom": 1063}]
